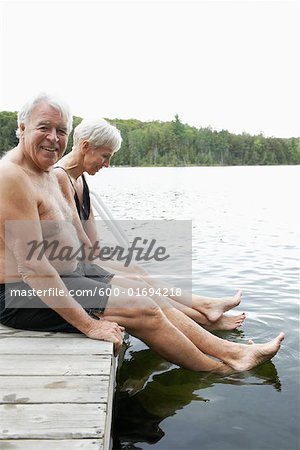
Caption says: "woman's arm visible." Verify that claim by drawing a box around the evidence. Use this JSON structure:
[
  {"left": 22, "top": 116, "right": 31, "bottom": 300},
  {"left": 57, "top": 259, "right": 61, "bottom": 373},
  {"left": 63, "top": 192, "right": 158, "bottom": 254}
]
[{"left": 83, "top": 205, "right": 100, "bottom": 247}]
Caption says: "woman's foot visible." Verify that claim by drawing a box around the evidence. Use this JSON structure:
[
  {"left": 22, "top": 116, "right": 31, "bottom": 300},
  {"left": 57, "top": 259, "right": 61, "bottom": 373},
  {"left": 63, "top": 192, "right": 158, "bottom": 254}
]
[
  {"left": 193, "top": 289, "right": 243, "bottom": 322},
  {"left": 205, "top": 312, "right": 246, "bottom": 331},
  {"left": 225, "top": 332, "right": 285, "bottom": 372}
]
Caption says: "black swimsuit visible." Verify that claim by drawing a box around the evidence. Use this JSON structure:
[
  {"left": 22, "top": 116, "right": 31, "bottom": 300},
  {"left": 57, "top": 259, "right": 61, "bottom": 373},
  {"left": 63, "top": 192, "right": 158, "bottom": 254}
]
[
  {"left": 55, "top": 167, "right": 90, "bottom": 220},
  {"left": 75, "top": 174, "right": 90, "bottom": 221}
]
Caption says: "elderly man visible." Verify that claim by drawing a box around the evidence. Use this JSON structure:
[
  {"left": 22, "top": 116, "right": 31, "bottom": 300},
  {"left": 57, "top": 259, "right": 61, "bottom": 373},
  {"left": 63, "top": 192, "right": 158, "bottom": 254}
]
[{"left": 0, "top": 93, "right": 284, "bottom": 373}]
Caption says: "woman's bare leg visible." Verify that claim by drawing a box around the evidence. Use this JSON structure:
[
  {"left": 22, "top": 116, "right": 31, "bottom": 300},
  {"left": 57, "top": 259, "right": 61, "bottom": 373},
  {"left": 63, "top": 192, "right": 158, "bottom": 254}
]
[
  {"left": 97, "top": 260, "right": 243, "bottom": 322},
  {"left": 166, "top": 298, "right": 246, "bottom": 330},
  {"left": 191, "top": 290, "right": 243, "bottom": 322},
  {"left": 111, "top": 273, "right": 244, "bottom": 330},
  {"left": 140, "top": 275, "right": 243, "bottom": 321},
  {"left": 204, "top": 312, "right": 246, "bottom": 331}
]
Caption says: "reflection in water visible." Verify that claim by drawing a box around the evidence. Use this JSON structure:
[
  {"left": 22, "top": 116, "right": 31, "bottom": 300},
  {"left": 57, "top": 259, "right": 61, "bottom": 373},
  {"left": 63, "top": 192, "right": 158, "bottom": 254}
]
[{"left": 113, "top": 344, "right": 282, "bottom": 450}]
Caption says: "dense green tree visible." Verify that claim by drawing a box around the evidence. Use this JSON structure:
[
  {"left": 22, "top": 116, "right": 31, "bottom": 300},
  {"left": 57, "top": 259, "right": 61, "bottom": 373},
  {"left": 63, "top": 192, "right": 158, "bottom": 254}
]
[
  {"left": 0, "top": 111, "right": 18, "bottom": 155},
  {"left": 0, "top": 111, "right": 299, "bottom": 165}
]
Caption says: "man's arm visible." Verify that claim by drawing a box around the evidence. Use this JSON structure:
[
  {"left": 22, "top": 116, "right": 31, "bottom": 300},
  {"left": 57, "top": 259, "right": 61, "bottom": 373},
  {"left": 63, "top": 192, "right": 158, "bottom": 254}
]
[{"left": 0, "top": 163, "right": 124, "bottom": 349}]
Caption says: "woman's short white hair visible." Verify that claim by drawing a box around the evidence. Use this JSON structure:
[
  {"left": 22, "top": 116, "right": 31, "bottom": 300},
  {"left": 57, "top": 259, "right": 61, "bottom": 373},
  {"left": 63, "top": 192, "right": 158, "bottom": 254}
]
[
  {"left": 16, "top": 92, "right": 73, "bottom": 139},
  {"left": 73, "top": 118, "right": 122, "bottom": 154}
]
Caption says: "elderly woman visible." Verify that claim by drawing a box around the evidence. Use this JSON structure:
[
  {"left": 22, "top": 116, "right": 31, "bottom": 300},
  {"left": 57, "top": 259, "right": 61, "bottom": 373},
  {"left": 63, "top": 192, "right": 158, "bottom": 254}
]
[
  {"left": 55, "top": 118, "right": 120, "bottom": 248},
  {"left": 55, "top": 118, "right": 246, "bottom": 331}
]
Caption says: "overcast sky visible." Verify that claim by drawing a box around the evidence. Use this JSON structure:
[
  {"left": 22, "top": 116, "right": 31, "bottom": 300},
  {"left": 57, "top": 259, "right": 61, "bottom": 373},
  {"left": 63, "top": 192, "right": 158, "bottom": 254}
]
[{"left": 0, "top": 0, "right": 299, "bottom": 137}]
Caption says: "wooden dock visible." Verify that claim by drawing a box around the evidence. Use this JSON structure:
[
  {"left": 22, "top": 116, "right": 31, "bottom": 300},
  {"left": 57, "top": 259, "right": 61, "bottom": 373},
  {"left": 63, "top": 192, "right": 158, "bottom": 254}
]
[{"left": 0, "top": 323, "right": 117, "bottom": 450}]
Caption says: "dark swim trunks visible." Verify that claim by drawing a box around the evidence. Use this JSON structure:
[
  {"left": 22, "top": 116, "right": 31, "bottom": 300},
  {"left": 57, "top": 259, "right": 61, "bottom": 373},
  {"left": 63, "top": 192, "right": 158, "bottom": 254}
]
[{"left": 0, "top": 262, "right": 114, "bottom": 333}]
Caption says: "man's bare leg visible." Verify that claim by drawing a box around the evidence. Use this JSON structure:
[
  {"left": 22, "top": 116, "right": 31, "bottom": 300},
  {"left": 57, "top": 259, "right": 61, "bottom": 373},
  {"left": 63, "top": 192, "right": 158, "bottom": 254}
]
[
  {"left": 155, "top": 298, "right": 284, "bottom": 371},
  {"left": 102, "top": 292, "right": 232, "bottom": 373},
  {"left": 101, "top": 288, "right": 284, "bottom": 373}
]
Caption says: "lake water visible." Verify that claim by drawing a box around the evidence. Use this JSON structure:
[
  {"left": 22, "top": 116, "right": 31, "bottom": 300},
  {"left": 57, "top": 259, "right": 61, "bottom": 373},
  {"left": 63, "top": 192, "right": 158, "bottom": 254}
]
[{"left": 88, "top": 166, "right": 300, "bottom": 450}]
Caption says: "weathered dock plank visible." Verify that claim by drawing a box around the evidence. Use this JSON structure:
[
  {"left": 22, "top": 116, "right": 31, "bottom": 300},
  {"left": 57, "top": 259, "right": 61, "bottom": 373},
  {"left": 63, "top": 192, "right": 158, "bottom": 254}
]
[
  {"left": 0, "top": 324, "right": 117, "bottom": 449},
  {"left": 0, "top": 404, "right": 106, "bottom": 439},
  {"left": 0, "top": 440, "right": 103, "bottom": 449},
  {"left": 0, "top": 354, "right": 111, "bottom": 376},
  {"left": 0, "top": 337, "right": 112, "bottom": 354},
  {"left": 0, "top": 326, "right": 85, "bottom": 338},
  {"left": 0, "top": 376, "right": 109, "bottom": 403}
]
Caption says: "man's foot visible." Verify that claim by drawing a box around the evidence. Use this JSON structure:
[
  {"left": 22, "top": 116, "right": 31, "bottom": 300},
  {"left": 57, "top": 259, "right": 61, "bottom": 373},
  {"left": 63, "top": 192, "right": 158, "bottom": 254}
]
[
  {"left": 225, "top": 332, "right": 285, "bottom": 372},
  {"left": 193, "top": 289, "right": 243, "bottom": 322},
  {"left": 205, "top": 312, "right": 246, "bottom": 331}
]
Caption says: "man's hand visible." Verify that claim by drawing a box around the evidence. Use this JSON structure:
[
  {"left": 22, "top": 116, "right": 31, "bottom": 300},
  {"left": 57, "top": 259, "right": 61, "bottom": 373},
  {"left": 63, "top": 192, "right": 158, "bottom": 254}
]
[{"left": 85, "top": 319, "right": 125, "bottom": 355}]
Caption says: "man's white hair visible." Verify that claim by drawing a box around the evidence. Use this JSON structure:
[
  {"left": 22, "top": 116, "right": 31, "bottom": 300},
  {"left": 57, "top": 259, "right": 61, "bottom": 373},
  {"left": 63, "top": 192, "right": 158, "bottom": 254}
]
[
  {"left": 16, "top": 92, "right": 73, "bottom": 139},
  {"left": 73, "top": 118, "right": 122, "bottom": 154}
]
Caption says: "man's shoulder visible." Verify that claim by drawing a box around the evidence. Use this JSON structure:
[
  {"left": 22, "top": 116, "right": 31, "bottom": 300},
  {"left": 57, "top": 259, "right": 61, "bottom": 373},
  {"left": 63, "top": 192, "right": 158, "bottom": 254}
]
[
  {"left": 0, "top": 158, "right": 21, "bottom": 169},
  {"left": 0, "top": 160, "right": 30, "bottom": 187}
]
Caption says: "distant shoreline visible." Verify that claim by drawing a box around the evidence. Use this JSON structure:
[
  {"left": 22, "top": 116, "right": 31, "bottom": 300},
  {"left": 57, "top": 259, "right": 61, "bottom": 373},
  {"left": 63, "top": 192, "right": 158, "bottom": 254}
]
[
  {"left": 1, "top": 111, "right": 299, "bottom": 165},
  {"left": 108, "top": 163, "right": 300, "bottom": 168}
]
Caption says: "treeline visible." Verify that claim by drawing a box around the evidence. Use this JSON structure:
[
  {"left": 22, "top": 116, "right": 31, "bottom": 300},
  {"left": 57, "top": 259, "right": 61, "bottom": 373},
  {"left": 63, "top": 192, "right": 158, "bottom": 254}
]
[{"left": 1, "top": 111, "right": 299, "bottom": 165}]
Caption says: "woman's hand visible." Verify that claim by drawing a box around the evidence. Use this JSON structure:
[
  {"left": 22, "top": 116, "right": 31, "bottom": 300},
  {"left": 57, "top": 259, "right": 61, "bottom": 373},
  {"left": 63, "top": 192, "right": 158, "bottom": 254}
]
[
  {"left": 85, "top": 319, "right": 125, "bottom": 355},
  {"left": 131, "top": 263, "right": 148, "bottom": 276}
]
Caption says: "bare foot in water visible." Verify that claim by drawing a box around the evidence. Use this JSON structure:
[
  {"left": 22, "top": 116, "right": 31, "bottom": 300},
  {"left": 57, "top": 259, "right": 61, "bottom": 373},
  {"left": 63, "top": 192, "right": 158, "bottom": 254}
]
[
  {"left": 205, "top": 312, "right": 246, "bottom": 331},
  {"left": 193, "top": 289, "right": 243, "bottom": 323},
  {"left": 225, "top": 332, "right": 285, "bottom": 372}
]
